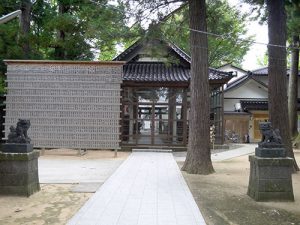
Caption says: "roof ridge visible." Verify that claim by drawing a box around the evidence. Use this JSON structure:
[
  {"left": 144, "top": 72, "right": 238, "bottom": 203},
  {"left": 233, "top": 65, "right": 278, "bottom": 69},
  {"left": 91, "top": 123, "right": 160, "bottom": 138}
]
[
  {"left": 225, "top": 72, "right": 269, "bottom": 92},
  {"left": 225, "top": 73, "right": 249, "bottom": 90},
  {"left": 112, "top": 39, "right": 142, "bottom": 61},
  {"left": 251, "top": 66, "right": 268, "bottom": 73},
  {"left": 217, "top": 63, "right": 248, "bottom": 72},
  {"left": 165, "top": 41, "right": 191, "bottom": 63}
]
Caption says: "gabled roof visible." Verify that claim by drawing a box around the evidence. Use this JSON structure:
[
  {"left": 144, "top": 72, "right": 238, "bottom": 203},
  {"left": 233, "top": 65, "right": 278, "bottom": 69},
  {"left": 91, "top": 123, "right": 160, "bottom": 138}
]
[
  {"left": 217, "top": 63, "right": 248, "bottom": 73},
  {"left": 114, "top": 38, "right": 233, "bottom": 84},
  {"left": 167, "top": 42, "right": 191, "bottom": 64},
  {"left": 113, "top": 39, "right": 143, "bottom": 62},
  {"left": 113, "top": 38, "right": 191, "bottom": 66},
  {"left": 251, "top": 67, "right": 268, "bottom": 75},
  {"left": 225, "top": 73, "right": 268, "bottom": 92},
  {"left": 251, "top": 67, "right": 300, "bottom": 76}
]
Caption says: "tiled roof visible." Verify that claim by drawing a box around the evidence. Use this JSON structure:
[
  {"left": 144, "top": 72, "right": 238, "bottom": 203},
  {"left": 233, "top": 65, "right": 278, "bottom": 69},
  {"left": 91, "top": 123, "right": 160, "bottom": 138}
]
[
  {"left": 251, "top": 67, "right": 269, "bottom": 75},
  {"left": 123, "top": 62, "right": 232, "bottom": 82},
  {"left": 241, "top": 100, "right": 300, "bottom": 111},
  {"left": 167, "top": 42, "right": 191, "bottom": 64},
  {"left": 209, "top": 68, "right": 233, "bottom": 81},
  {"left": 251, "top": 67, "right": 300, "bottom": 76},
  {"left": 241, "top": 100, "right": 268, "bottom": 111}
]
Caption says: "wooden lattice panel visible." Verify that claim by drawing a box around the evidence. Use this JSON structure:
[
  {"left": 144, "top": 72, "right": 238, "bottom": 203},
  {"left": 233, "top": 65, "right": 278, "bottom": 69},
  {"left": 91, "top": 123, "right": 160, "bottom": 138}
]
[{"left": 4, "top": 60, "right": 124, "bottom": 149}]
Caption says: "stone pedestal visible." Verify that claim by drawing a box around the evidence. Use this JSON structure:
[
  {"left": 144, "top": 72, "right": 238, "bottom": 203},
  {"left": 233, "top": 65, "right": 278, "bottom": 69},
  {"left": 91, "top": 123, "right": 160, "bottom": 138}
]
[
  {"left": 247, "top": 155, "right": 294, "bottom": 201},
  {"left": 0, "top": 150, "right": 40, "bottom": 196},
  {"left": 2, "top": 143, "right": 33, "bottom": 153},
  {"left": 255, "top": 146, "right": 286, "bottom": 158}
]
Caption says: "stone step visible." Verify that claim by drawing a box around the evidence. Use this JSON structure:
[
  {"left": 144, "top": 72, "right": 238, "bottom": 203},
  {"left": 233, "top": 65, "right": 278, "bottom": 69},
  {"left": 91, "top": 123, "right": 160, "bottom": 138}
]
[{"left": 132, "top": 148, "right": 172, "bottom": 153}]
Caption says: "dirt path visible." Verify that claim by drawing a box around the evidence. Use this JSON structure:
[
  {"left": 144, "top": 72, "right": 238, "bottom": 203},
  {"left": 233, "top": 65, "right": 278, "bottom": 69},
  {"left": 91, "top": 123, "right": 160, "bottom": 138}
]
[
  {"left": 180, "top": 150, "right": 300, "bottom": 225},
  {"left": 0, "top": 184, "right": 91, "bottom": 225}
]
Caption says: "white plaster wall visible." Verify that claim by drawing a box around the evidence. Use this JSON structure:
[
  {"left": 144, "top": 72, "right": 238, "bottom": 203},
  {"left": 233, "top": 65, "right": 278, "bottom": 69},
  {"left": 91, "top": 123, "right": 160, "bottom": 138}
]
[
  {"left": 253, "top": 76, "right": 268, "bottom": 85},
  {"left": 254, "top": 76, "right": 300, "bottom": 97},
  {"left": 224, "top": 99, "right": 240, "bottom": 112},
  {"left": 224, "top": 80, "right": 268, "bottom": 99}
]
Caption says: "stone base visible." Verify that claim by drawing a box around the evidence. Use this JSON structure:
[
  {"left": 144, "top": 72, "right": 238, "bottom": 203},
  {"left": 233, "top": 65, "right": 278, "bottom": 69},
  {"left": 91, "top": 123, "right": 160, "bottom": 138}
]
[
  {"left": 255, "top": 147, "right": 286, "bottom": 158},
  {"left": 0, "top": 151, "right": 40, "bottom": 197},
  {"left": 2, "top": 143, "right": 33, "bottom": 153},
  {"left": 247, "top": 155, "right": 294, "bottom": 201}
]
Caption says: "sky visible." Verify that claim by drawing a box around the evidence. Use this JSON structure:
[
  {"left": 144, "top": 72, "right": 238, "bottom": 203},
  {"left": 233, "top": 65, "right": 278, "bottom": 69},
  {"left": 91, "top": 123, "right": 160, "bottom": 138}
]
[{"left": 227, "top": 0, "right": 268, "bottom": 70}]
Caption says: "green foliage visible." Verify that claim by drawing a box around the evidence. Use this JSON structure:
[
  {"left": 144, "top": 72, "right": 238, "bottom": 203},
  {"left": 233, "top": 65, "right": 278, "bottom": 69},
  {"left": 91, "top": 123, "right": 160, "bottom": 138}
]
[
  {"left": 256, "top": 53, "right": 268, "bottom": 66},
  {"left": 161, "top": 0, "right": 253, "bottom": 67},
  {"left": 0, "top": 0, "right": 135, "bottom": 92},
  {"left": 0, "top": 0, "right": 133, "bottom": 61},
  {"left": 0, "top": 0, "right": 253, "bottom": 78},
  {"left": 286, "top": 0, "right": 300, "bottom": 37},
  {"left": 0, "top": 76, "right": 6, "bottom": 94}
]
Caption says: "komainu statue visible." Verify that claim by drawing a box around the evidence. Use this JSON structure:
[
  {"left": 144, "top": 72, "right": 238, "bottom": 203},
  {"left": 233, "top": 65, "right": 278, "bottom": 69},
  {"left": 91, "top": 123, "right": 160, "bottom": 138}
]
[
  {"left": 259, "top": 122, "right": 282, "bottom": 147},
  {"left": 7, "top": 119, "right": 31, "bottom": 144}
]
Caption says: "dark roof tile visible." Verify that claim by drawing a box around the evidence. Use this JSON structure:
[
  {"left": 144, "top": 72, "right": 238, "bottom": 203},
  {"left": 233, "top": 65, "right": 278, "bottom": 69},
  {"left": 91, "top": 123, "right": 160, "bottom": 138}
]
[
  {"left": 252, "top": 67, "right": 300, "bottom": 76},
  {"left": 241, "top": 100, "right": 300, "bottom": 111},
  {"left": 123, "top": 62, "right": 232, "bottom": 82},
  {"left": 241, "top": 100, "right": 268, "bottom": 111}
]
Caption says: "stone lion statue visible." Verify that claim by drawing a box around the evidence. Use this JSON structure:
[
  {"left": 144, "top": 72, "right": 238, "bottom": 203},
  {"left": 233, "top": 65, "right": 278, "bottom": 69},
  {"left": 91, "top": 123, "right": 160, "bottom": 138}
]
[
  {"left": 7, "top": 119, "right": 31, "bottom": 144},
  {"left": 259, "top": 122, "right": 282, "bottom": 146}
]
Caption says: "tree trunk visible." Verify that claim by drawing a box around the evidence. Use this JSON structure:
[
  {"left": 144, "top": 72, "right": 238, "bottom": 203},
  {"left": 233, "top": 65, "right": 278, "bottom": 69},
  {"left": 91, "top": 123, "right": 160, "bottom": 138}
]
[
  {"left": 267, "top": 0, "right": 299, "bottom": 171},
  {"left": 288, "top": 35, "right": 299, "bottom": 138},
  {"left": 20, "top": 0, "right": 32, "bottom": 59},
  {"left": 54, "top": 2, "right": 69, "bottom": 59},
  {"left": 182, "top": 0, "right": 214, "bottom": 174}
]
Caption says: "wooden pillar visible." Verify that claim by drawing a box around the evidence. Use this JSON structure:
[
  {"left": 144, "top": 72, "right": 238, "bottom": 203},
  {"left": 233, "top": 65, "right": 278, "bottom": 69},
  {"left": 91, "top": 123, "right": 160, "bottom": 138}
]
[
  {"left": 128, "top": 88, "right": 134, "bottom": 142},
  {"left": 151, "top": 102, "right": 155, "bottom": 145},
  {"left": 168, "top": 88, "right": 176, "bottom": 142},
  {"left": 221, "top": 86, "right": 224, "bottom": 145},
  {"left": 159, "top": 108, "right": 162, "bottom": 133},
  {"left": 183, "top": 89, "right": 188, "bottom": 145}
]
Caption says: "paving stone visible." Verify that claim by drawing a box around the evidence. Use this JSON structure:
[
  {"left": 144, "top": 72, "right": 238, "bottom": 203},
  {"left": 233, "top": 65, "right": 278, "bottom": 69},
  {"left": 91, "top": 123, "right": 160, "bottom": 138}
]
[{"left": 67, "top": 152, "right": 206, "bottom": 225}]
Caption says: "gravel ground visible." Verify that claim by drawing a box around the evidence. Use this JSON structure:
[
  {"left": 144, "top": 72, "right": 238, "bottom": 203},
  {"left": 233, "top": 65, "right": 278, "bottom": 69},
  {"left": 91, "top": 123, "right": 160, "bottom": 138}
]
[{"left": 179, "top": 150, "right": 300, "bottom": 225}]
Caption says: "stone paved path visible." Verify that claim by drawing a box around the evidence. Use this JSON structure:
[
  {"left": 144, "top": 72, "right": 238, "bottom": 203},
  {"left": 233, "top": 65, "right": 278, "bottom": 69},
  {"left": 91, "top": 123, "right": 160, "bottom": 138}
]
[{"left": 67, "top": 152, "right": 206, "bottom": 225}]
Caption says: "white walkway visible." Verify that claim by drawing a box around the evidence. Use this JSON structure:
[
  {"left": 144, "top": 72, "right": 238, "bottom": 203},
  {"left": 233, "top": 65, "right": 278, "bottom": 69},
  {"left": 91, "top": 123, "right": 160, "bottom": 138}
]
[
  {"left": 173, "top": 144, "right": 255, "bottom": 162},
  {"left": 67, "top": 152, "right": 206, "bottom": 225}
]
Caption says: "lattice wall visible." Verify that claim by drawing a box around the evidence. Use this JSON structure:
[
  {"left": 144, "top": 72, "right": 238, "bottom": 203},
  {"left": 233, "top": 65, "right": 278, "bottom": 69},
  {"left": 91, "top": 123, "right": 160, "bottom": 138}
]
[{"left": 4, "top": 60, "right": 124, "bottom": 149}]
